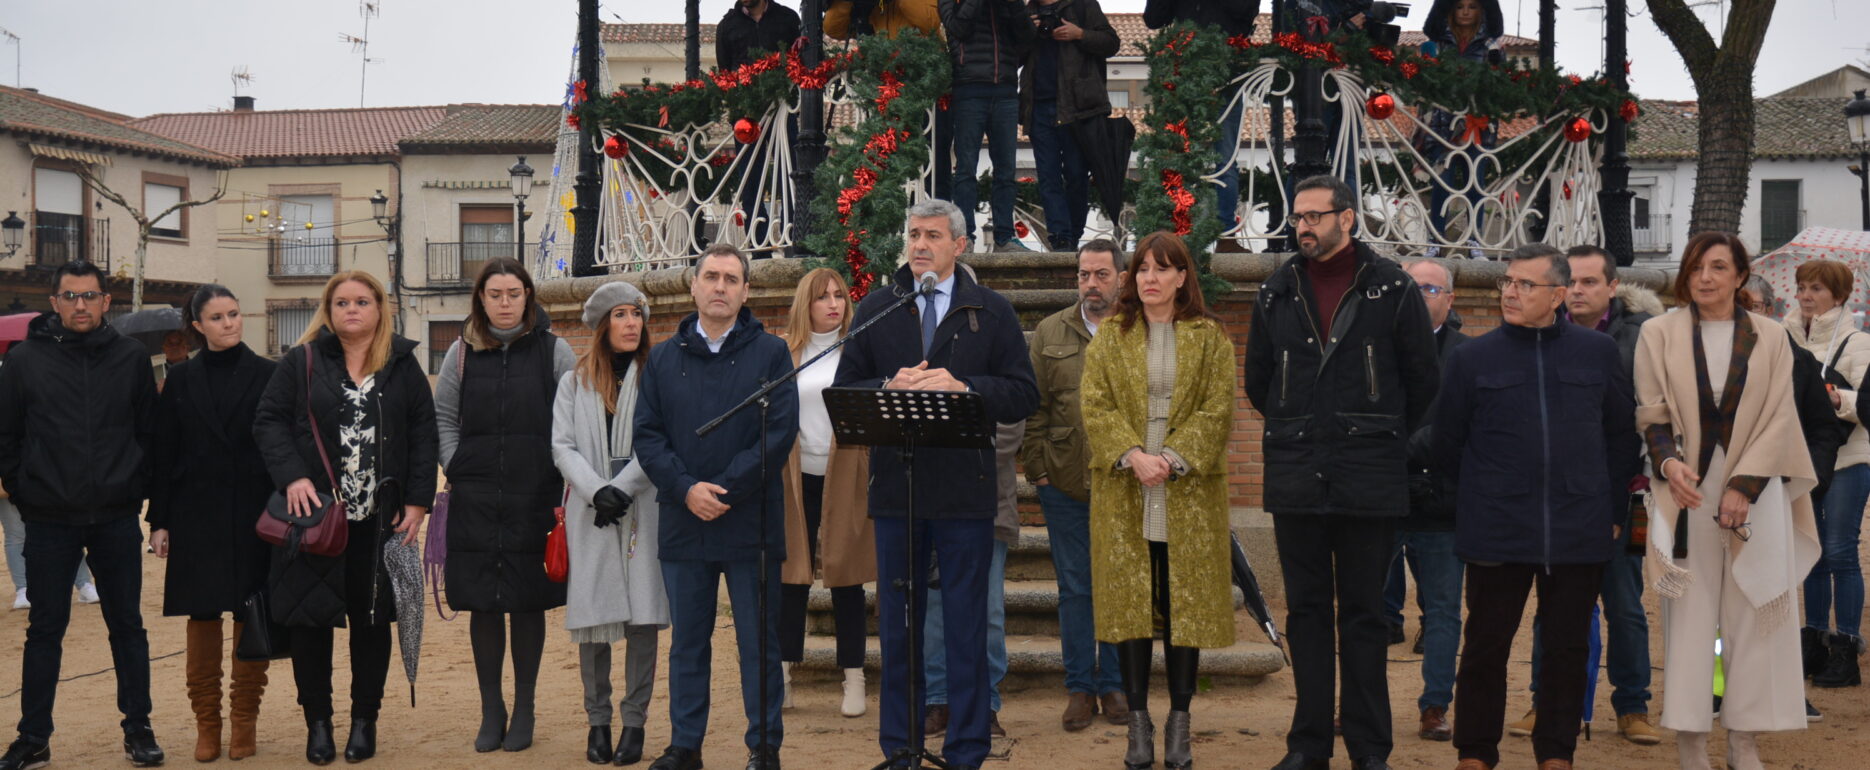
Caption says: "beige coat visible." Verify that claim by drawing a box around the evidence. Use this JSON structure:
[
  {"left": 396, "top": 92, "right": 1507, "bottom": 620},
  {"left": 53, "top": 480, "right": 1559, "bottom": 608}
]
[
  {"left": 1082, "top": 316, "right": 1238, "bottom": 649},
  {"left": 779, "top": 345, "right": 876, "bottom": 588},
  {"left": 1782, "top": 305, "right": 1870, "bottom": 469}
]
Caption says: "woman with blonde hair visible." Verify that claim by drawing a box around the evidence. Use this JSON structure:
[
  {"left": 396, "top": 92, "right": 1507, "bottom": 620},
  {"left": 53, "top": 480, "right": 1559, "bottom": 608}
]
[
  {"left": 1635, "top": 232, "right": 1819, "bottom": 770},
  {"left": 774, "top": 268, "right": 875, "bottom": 717},
  {"left": 1081, "top": 231, "right": 1237, "bottom": 770},
  {"left": 253, "top": 270, "right": 438, "bottom": 765},
  {"left": 550, "top": 281, "right": 668, "bottom": 765}
]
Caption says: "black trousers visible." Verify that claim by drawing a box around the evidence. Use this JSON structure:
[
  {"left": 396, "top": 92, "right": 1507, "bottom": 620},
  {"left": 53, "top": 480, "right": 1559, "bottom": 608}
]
[
  {"left": 778, "top": 473, "right": 867, "bottom": 669},
  {"left": 1454, "top": 561, "right": 1605, "bottom": 766},
  {"left": 289, "top": 623, "right": 393, "bottom": 722},
  {"left": 1272, "top": 513, "right": 1396, "bottom": 761}
]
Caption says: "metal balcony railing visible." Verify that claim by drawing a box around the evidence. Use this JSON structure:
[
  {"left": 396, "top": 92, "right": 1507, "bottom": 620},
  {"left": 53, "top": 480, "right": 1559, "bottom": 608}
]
[
  {"left": 268, "top": 237, "right": 339, "bottom": 278},
  {"left": 425, "top": 242, "right": 529, "bottom": 287},
  {"left": 32, "top": 212, "right": 109, "bottom": 272}
]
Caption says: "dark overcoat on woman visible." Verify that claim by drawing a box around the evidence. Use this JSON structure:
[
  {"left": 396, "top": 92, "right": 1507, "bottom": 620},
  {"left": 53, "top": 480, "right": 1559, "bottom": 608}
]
[
  {"left": 147, "top": 343, "right": 276, "bottom": 616},
  {"left": 442, "top": 312, "right": 567, "bottom": 612},
  {"left": 252, "top": 330, "right": 439, "bottom": 628}
]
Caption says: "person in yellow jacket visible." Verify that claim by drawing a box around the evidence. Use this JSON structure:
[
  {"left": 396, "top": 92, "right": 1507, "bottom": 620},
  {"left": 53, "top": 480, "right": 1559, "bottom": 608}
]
[{"left": 822, "top": 0, "right": 941, "bottom": 39}]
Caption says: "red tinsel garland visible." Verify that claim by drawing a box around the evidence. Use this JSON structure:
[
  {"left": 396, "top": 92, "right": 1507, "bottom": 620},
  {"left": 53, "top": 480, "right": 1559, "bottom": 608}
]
[
  {"left": 831, "top": 127, "right": 912, "bottom": 298},
  {"left": 877, "top": 70, "right": 904, "bottom": 113},
  {"left": 1163, "top": 119, "right": 1191, "bottom": 152},
  {"left": 1161, "top": 170, "right": 1196, "bottom": 235}
]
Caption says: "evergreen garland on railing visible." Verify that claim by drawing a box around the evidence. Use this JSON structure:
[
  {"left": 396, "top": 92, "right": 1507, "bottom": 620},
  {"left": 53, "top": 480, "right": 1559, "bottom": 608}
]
[{"left": 1132, "top": 23, "right": 1234, "bottom": 305}]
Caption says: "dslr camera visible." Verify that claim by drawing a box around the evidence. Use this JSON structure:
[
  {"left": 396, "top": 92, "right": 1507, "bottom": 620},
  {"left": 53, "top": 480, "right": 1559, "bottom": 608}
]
[{"left": 1033, "top": 3, "right": 1065, "bottom": 35}]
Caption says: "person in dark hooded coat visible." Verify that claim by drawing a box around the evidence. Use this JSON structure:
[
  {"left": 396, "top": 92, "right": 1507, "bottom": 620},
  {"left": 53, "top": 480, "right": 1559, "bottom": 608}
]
[{"left": 1415, "top": 0, "right": 1506, "bottom": 248}]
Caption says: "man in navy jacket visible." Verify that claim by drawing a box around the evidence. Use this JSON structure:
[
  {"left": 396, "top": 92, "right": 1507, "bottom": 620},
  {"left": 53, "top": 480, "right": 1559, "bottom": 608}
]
[
  {"left": 834, "top": 198, "right": 1038, "bottom": 770},
  {"left": 1432, "top": 243, "right": 1639, "bottom": 770},
  {"left": 635, "top": 245, "right": 799, "bottom": 770}
]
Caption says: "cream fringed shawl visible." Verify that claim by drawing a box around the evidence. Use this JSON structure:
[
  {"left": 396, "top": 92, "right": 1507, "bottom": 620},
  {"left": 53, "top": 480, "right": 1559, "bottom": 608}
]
[{"left": 1633, "top": 309, "right": 1819, "bottom": 629}]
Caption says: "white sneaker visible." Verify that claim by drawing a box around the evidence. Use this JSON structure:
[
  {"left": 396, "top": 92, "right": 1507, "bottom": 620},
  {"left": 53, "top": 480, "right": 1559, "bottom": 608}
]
[
  {"left": 841, "top": 668, "right": 866, "bottom": 718},
  {"left": 11, "top": 588, "right": 27, "bottom": 610},
  {"left": 76, "top": 583, "right": 99, "bottom": 604},
  {"left": 781, "top": 661, "right": 794, "bottom": 710}
]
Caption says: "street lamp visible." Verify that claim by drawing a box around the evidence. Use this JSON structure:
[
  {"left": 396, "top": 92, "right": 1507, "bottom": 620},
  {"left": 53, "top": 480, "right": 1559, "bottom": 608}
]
[
  {"left": 1, "top": 211, "right": 23, "bottom": 258},
  {"left": 370, "top": 189, "right": 391, "bottom": 229},
  {"left": 1845, "top": 89, "right": 1870, "bottom": 231},
  {"left": 509, "top": 156, "right": 534, "bottom": 257}
]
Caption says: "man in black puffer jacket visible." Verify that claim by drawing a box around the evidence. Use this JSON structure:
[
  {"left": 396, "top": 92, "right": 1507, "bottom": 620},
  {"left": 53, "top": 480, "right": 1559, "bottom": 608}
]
[
  {"left": 1244, "top": 176, "right": 1439, "bottom": 770},
  {"left": 0, "top": 261, "right": 164, "bottom": 769},
  {"left": 940, "top": 0, "right": 1036, "bottom": 252}
]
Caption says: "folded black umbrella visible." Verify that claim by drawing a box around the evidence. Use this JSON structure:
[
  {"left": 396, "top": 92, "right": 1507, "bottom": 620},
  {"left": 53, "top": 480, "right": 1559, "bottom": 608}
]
[
  {"left": 1070, "top": 114, "right": 1136, "bottom": 237},
  {"left": 1230, "top": 532, "right": 1288, "bottom": 665},
  {"left": 112, "top": 307, "right": 188, "bottom": 357}
]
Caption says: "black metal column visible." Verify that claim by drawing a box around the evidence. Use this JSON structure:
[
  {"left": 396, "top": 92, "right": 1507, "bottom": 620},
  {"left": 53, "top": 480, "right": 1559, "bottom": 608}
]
[
  {"left": 1289, "top": 9, "right": 1330, "bottom": 185},
  {"left": 571, "top": 0, "right": 602, "bottom": 276},
  {"left": 685, "top": 0, "right": 702, "bottom": 81},
  {"left": 1268, "top": 0, "right": 1289, "bottom": 227},
  {"left": 790, "top": 0, "right": 826, "bottom": 259},
  {"left": 1539, "top": 0, "right": 1556, "bottom": 70},
  {"left": 1857, "top": 150, "right": 1870, "bottom": 230},
  {"left": 1598, "top": 0, "right": 1634, "bottom": 265}
]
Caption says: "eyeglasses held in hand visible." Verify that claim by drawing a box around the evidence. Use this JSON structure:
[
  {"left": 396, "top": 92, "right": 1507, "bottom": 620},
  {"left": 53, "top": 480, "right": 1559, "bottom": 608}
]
[
  {"left": 1711, "top": 513, "right": 1751, "bottom": 542},
  {"left": 1285, "top": 208, "right": 1348, "bottom": 227},
  {"left": 1495, "top": 277, "right": 1564, "bottom": 294},
  {"left": 52, "top": 291, "right": 107, "bottom": 304}
]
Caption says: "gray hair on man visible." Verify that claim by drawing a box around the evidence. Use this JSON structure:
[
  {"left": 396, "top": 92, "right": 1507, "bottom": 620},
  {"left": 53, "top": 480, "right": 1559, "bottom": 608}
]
[
  {"left": 1080, "top": 238, "right": 1128, "bottom": 273},
  {"left": 697, "top": 242, "right": 750, "bottom": 282},
  {"left": 1744, "top": 273, "right": 1776, "bottom": 314},
  {"left": 907, "top": 198, "right": 968, "bottom": 242},
  {"left": 1507, "top": 242, "right": 1570, "bottom": 287},
  {"left": 1403, "top": 259, "right": 1453, "bottom": 291}
]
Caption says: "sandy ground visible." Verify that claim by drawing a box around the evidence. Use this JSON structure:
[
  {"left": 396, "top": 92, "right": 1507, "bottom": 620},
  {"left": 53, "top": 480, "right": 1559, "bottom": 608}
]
[{"left": 2, "top": 524, "right": 1867, "bottom": 770}]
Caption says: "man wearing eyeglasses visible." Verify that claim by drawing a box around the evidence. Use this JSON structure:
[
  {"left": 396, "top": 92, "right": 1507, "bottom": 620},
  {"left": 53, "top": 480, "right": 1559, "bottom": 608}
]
[
  {"left": 1431, "top": 243, "right": 1641, "bottom": 770},
  {"left": 1245, "top": 174, "right": 1440, "bottom": 770},
  {"left": 0, "top": 261, "right": 164, "bottom": 770}
]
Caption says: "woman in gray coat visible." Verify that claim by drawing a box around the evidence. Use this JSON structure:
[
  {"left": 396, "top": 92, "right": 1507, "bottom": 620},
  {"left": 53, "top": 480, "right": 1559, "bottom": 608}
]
[{"left": 550, "top": 282, "right": 668, "bottom": 765}]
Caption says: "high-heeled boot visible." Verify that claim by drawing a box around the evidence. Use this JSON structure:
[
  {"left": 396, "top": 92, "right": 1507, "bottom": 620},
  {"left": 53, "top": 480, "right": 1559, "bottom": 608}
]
[
  {"left": 1164, "top": 710, "right": 1193, "bottom": 769},
  {"left": 1676, "top": 730, "right": 1711, "bottom": 770},
  {"left": 1125, "top": 711, "right": 1155, "bottom": 770},
  {"left": 227, "top": 622, "right": 269, "bottom": 760},
  {"left": 185, "top": 619, "right": 225, "bottom": 762},
  {"left": 1725, "top": 730, "right": 1762, "bottom": 770}
]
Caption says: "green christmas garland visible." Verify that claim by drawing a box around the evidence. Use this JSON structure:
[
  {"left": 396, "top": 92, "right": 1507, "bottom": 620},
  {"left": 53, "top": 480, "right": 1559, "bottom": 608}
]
[{"left": 1131, "top": 24, "right": 1234, "bottom": 305}]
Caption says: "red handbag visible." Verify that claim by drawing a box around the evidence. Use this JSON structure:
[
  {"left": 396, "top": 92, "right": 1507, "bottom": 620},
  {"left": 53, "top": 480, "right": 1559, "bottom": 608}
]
[
  {"left": 256, "top": 345, "right": 350, "bottom": 558},
  {"left": 544, "top": 490, "right": 569, "bottom": 583}
]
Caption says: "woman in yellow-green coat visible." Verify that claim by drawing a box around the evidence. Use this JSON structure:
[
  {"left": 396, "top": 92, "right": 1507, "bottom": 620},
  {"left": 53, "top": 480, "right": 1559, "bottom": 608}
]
[{"left": 1082, "top": 231, "right": 1238, "bottom": 770}]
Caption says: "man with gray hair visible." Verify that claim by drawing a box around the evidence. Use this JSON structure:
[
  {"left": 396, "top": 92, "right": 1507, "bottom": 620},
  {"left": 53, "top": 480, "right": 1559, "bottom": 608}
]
[{"left": 1432, "top": 243, "right": 1640, "bottom": 770}]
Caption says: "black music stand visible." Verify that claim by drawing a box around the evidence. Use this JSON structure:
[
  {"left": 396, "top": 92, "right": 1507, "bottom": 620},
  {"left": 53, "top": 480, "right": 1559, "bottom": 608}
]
[{"left": 823, "top": 387, "right": 993, "bottom": 770}]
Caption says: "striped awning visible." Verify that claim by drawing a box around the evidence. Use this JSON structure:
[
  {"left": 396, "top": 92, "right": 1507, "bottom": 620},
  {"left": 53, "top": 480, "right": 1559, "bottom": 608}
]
[{"left": 27, "top": 143, "right": 112, "bottom": 166}]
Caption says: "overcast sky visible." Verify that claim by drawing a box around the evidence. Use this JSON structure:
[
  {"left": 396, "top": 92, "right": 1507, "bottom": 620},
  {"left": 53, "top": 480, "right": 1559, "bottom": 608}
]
[{"left": 2, "top": 1, "right": 1865, "bottom": 117}]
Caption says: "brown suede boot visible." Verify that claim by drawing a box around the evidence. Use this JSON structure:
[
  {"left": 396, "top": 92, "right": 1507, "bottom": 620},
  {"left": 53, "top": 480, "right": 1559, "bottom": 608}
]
[
  {"left": 227, "top": 621, "right": 269, "bottom": 760},
  {"left": 186, "top": 618, "right": 225, "bottom": 762}
]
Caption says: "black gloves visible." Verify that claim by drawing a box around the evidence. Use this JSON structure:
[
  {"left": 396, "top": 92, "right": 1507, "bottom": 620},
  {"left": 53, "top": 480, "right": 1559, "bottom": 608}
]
[{"left": 593, "top": 485, "right": 631, "bottom": 529}]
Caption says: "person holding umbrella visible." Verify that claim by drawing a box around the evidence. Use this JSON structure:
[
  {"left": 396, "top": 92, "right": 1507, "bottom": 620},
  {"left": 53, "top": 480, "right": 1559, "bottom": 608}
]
[
  {"left": 1081, "top": 231, "right": 1237, "bottom": 770},
  {"left": 252, "top": 270, "right": 437, "bottom": 766},
  {"left": 146, "top": 285, "right": 277, "bottom": 762},
  {"left": 1019, "top": 0, "right": 1118, "bottom": 251}
]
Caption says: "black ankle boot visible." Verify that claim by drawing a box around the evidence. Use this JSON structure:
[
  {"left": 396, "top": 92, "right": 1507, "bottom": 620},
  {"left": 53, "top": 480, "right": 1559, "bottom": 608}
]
[
  {"left": 1802, "top": 626, "right": 1827, "bottom": 678},
  {"left": 343, "top": 720, "right": 376, "bottom": 763},
  {"left": 586, "top": 726, "right": 612, "bottom": 764},
  {"left": 1814, "top": 632, "right": 1863, "bottom": 688},
  {"left": 614, "top": 726, "right": 645, "bottom": 765},
  {"left": 475, "top": 698, "right": 506, "bottom": 753},
  {"left": 305, "top": 720, "right": 336, "bottom": 765}
]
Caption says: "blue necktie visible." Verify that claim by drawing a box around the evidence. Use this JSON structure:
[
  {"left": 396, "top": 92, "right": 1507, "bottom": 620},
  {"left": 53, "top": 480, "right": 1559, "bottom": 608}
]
[{"left": 921, "top": 290, "right": 941, "bottom": 357}]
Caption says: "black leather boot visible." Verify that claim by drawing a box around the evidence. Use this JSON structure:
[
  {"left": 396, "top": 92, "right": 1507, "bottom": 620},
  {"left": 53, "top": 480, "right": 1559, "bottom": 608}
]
[
  {"left": 305, "top": 720, "right": 336, "bottom": 765},
  {"left": 614, "top": 726, "right": 645, "bottom": 766},
  {"left": 1814, "top": 632, "right": 1863, "bottom": 688},
  {"left": 586, "top": 726, "right": 612, "bottom": 764},
  {"left": 342, "top": 720, "right": 375, "bottom": 763},
  {"left": 1124, "top": 710, "right": 1155, "bottom": 770},
  {"left": 1802, "top": 626, "right": 1827, "bottom": 677}
]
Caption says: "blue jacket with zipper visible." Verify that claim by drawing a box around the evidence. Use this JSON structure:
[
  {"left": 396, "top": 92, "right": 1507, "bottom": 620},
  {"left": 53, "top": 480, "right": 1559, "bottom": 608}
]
[
  {"left": 1432, "top": 320, "right": 1640, "bottom": 565},
  {"left": 634, "top": 307, "right": 798, "bottom": 563}
]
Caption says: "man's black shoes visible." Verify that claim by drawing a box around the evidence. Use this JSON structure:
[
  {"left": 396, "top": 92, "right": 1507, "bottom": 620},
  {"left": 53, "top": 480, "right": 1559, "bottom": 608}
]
[
  {"left": 0, "top": 739, "right": 49, "bottom": 770},
  {"left": 646, "top": 745, "right": 702, "bottom": 770},
  {"left": 123, "top": 728, "right": 164, "bottom": 767},
  {"left": 1271, "top": 752, "right": 1330, "bottom": 770},
  {"left": 744, "top": 744, "right": 780, "bottom": 770}
]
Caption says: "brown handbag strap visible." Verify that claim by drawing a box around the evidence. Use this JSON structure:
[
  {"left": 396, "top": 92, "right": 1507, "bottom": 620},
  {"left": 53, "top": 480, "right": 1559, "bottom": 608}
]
[{"left": 304, "top": 344, "right": 341, "bottom": 490}]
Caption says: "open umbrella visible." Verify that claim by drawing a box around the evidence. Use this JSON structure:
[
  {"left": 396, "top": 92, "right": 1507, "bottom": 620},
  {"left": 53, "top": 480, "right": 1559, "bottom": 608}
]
[
  {"left": 1229, "top": 532, "right": 1288, "bottom": 664},
  {"left": 1070, "top": 115, "right": 1136, "bottom": 239},
  {"left": 112, "top": 307, "right": 188, "bottom": 357},
  {"left": 1753, "top": 226, "right": 1870, "bottom": 319},
  {"left": 382, "top": 533, "right": 424, "bottom": 707},
  {"left": 0, "top": 312, "right": 38, "bottom": 356}
]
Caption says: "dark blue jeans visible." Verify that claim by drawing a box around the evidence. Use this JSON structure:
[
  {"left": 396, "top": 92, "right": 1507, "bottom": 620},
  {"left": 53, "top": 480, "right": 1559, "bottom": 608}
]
[
  {"left": 1383, "top": 540, "right": 1421, "bottom": 626},
  {"left": 948, "top": 83, "right": 1020, "bottom": 246},
  {"left": 1530, "top": 525, "right": 1652, "bottom": 716},
  {"left": 1216, "top": 98, "right": 1244, "bottom": 232},
  {"left": 18, "top": 516, "right": 152, "bottom": 742},
  {"left": 1391, "top": 531, "right": 1462, "bottom": 711},
  {"left": 1030, "top": 101, "right": 1088, "bottom": 249},
  {"left": 1806, "top": 462, "right": 1868, "bottom": 638},
  {"left": 1038, "top": 485, "right": 1122, "bottom": 696},
  {"left": 660, "top": 557, "right": 784, "bottom": 751}
]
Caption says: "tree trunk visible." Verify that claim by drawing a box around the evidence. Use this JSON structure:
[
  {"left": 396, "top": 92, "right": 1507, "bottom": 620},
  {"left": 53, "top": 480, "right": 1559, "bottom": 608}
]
[
  {"left": 1647, "top": 0, "right": 1776, "bottom": 238},
  {"left": 133, "top": 234, "right": 149, "bottom": 311}
]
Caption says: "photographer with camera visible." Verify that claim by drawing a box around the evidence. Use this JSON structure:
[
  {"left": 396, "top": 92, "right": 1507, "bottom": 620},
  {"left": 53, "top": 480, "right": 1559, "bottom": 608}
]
[
  {"left": 940, "top": 0, "right": 1039, "bottom": 252},
  {"left": 1142, "top": 0, "right": 1259, "bottom": 244},
  {"left": 1020, "top": 0, "right": 1118, "bottom": 252}
]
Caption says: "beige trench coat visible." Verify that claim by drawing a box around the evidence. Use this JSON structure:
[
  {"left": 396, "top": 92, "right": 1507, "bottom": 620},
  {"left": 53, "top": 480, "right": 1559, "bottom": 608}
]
[{"left": 780, "top": 344, "right": 876, "bottom": 587}]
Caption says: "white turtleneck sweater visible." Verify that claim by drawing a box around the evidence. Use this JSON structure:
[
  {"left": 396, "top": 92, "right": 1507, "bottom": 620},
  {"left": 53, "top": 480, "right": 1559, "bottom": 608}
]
[{"left": 798, "top": 329, "right": 841, "bottom": 476}]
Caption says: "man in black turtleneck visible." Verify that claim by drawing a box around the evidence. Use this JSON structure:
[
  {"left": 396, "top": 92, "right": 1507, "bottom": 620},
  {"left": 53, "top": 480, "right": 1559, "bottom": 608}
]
[{"left": 0, "top": 260, "right": 164, "bottom": 770}]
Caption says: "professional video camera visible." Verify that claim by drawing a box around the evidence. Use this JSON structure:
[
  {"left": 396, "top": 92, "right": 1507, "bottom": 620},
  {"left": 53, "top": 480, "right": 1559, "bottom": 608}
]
[{"left": 1293, "top": 0, "right": 1412, "bottom": 48}]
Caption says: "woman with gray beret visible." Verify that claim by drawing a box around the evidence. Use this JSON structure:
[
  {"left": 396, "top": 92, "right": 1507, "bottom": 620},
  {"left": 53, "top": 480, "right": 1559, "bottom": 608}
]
[{"left": 550, "top": 281, "right": 669, "bottom": 765}]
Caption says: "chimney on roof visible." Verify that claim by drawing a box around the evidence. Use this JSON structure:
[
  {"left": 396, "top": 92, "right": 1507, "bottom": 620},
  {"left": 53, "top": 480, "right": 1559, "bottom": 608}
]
[
  {"left": 22, "top": 87, "right": 37, "bottom": 93},
  {"left": 233, "top": 95, "right": 256, "bottom": 112}
]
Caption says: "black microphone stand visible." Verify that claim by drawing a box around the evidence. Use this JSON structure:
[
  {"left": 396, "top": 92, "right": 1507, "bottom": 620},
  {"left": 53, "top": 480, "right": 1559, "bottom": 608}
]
[{"left": 695, "top": 275, "right": 932, "bottom": 761}]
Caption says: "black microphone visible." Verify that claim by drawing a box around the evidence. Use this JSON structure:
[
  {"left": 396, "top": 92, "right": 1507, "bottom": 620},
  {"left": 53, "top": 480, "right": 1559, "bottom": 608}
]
[{"left": 918, "top": 271, "right": 939, "bottom": 296}]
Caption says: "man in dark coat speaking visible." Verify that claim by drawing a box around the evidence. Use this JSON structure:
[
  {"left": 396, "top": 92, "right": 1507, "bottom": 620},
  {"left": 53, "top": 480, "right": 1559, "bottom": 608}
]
[
  {"left": 834, "top": 198, "right": 1039, "bottom": 770},
  {"left": 635, "top": 244, "right": 798, "bottom": 770}
]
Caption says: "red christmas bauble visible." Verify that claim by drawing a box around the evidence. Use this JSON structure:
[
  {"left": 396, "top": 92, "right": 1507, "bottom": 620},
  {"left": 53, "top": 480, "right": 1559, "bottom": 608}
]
[
  {"left": 1564, "top": 117, "right": 1592, "bottom": 143},
  {"left": 1366, "top": 93, "right": 1396, "bottom": 121},
  {"left": 1014, "top": 221, "right": 1030, "bottom": 239},
  {"left": 733, "top": 118, "right": 761, "bottom": 144},
  {"left": 1619, "top": 99, "right": 1640, "bottom": 123},
  {"left": 603, "top": 135, "right": 627, "bottom": 159},
  {"left": 1562, "top": 181, "right": 1574, "bottom": 200}
]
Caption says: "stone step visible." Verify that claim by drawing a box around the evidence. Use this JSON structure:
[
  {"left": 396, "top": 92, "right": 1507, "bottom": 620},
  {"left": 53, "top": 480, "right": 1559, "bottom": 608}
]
[
  {"left": 790, "top": 633, "right": 1284, "bottom": 687},
  {"left": 805, "top": 577, "right": 1246, "bottom": 638}
]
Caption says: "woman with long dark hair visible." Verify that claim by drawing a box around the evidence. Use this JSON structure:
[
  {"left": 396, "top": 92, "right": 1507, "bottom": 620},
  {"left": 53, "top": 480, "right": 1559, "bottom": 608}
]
[
  {"left": 253, "top": 270, "right": 438, "bottom": 765},
  {"left": 434, "top": 258, "right": 576, "bottom": 752},
  {"left": 550, "top": 281, "right": 667, "bottom": 765},
  {"left": 148, "top": 284, "right": 276, "bottom": 762},
  {"left": 1081, "top": 231, "right": 1237, "bottom": 770},
  {"left": 1635, "top": 232, "right": 1819, "bottom": 770}
]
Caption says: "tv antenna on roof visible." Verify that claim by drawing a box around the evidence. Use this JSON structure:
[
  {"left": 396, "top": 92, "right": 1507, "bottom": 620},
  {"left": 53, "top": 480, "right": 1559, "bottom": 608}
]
[
  {"left": 340, "top": 0, "right": 382, "bottom": 107},
  {"left": 0, "top": 28, "right": 19, "bottom": 89},
  {"left": 231, "top": 66, "right": 255, "bottom": 97}
]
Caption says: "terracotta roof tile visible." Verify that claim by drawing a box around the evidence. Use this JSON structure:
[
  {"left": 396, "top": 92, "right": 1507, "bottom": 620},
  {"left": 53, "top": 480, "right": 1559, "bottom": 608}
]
[
  {"left": 399, "top": 104, "right": 561, "bottom": 152},
  {"left": 131, "top": 106, "right": 451, "bottom": 160},
  {"left": 0, "top": 86, "right": 235, "bottom": 166},
  {"left": 1628, "top": 97, "right": 1857, "bottom": 161},
  {"left": 604, "top": 23, "right": 717, "bottom": 45}
]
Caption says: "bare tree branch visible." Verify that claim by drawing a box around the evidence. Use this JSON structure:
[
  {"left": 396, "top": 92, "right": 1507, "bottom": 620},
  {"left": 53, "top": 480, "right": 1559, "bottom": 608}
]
[{"left": 69, "top": 163, "right": 230, "bottom": 311}]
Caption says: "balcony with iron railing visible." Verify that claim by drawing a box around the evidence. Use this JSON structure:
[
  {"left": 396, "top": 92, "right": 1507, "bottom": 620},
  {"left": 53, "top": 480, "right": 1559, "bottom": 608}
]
[
  {"left": 31, "top": 212, "right": 110, "bottom": 273},
  {"left": 268, "top": 237, "right": 339, "bottom": 280},
  {"left": 1632, "top": 213, "right": 1671, "bottom": 253},
  {"left": 424, "top": 242, "right": 531, "bottom": 288}
]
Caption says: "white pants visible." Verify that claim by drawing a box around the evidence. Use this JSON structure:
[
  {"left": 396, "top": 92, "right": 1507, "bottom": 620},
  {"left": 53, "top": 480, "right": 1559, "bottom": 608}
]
[{"left": 1659, "top": 456, "right": 1807, "bottom": 733}]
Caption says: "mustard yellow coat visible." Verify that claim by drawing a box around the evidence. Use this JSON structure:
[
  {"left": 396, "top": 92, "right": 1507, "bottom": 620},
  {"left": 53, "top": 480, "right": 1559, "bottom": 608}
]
[{"left": 1082, "top": 316, "right": 1238, "bottom": 649}]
